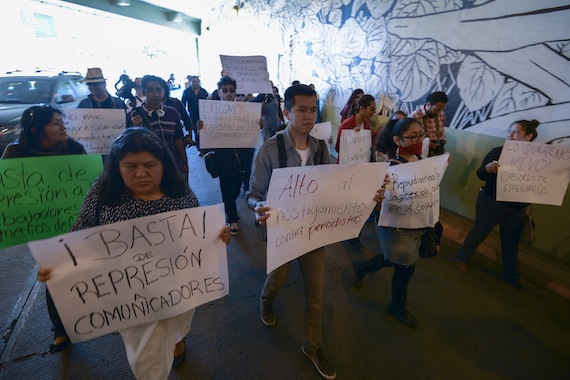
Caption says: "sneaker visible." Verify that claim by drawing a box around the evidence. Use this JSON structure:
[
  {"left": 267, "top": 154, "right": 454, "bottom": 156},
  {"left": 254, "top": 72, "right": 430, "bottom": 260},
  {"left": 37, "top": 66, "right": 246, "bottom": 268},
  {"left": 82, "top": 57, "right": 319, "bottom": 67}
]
[
  {"left": 260, "top": 297, "right": 275, "bottom": 327},
  {"left": 507, "top": 277, "right": 533, "bottom": 289},
  {"left": 352, "top": 262, "right": 365, "bottom": 288},
  {"left": 455, "top": 260, "right": 468, "bottom": 273},
  {"left": 229, "top": 222, "right": 239, "bottom": 236},
  {"left": 387, "top": 303, "right": 418, "bottom": 328},
  {"left": 302, "top": 346, "right": 337, "bottom": 380}
]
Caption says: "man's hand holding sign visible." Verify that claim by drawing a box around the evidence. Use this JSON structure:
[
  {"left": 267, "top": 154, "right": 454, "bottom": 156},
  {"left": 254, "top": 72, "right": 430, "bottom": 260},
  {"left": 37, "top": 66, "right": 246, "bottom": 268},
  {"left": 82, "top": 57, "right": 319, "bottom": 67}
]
[{"left": 258, "top": 163, "right": 389, "bottom": 273}]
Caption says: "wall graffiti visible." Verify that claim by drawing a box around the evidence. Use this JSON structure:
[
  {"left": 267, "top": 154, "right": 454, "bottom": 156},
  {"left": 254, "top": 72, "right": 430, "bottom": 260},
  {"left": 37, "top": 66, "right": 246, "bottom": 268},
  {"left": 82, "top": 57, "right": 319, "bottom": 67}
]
[{"left": 206, "top": 0, "right": 570, "bottom": 145}]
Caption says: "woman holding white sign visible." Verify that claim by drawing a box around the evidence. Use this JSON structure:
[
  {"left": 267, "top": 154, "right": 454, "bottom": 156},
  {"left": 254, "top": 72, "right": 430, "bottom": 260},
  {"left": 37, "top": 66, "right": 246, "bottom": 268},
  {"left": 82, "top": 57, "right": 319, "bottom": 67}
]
[
  {"left": 37, "top": 128, "right": 231, "bottom": 379},
  {"left": 455, "top": 120, "right": 539, "bottom": 289},
  {"left": 335, "top": 94, "right": 377, "bottom": 160},
  {"left": 1, "top": 105, "right": 87, "bottom": 354},
  {"left": 354, "top": 118, "right": 428, "bottom": 328}
]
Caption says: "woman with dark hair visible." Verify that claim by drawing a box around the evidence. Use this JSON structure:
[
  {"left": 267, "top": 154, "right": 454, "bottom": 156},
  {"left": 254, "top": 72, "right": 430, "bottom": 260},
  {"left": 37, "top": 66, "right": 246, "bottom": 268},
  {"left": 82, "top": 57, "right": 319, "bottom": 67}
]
[
  {"left": 1, "top": 105, "right": 87, "bottom": 354},
  {"left": 340, "top": 88, "right": 364, "bottom": 123},
  {"left": 375, "top": 110, "right": 407, "bottom": 161},
  {"left": 335, "top": 94, "right": 377, "bottom": 157},
  {"left": 37, "top": 128, "right": 231, "bottom": 378},
  {"left": 353, "top": 118, "right": 428, "bottom": 328},
  {"left": 455, "top": 120, "right": 540, "bottom": 289},
  {"left": 1, "top": 105, "right": 86, "bottom": 158}
]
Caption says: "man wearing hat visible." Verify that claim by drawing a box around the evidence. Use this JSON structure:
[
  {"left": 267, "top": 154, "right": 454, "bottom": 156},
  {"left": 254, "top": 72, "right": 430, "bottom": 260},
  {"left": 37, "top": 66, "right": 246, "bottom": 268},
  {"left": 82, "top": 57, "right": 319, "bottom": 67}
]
[{"left": 78, "top": 68, "right": 127, "bottom": 110}]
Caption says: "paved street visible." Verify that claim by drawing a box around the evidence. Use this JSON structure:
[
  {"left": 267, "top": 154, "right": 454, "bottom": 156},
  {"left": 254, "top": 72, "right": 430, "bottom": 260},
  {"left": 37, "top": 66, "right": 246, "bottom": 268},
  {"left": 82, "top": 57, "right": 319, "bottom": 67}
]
[{"left": 1, "top": 146, "right": 569, "bottom": 380}]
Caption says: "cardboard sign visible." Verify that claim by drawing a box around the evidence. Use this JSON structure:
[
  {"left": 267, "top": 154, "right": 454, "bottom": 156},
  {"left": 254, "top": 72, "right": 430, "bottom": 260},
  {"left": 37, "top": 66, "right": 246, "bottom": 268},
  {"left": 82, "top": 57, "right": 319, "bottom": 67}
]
[
  {"left": 497, "top": 140, "right": 570, "bottom": 206},
  {"left": 29, "top": 204, "right": 229, "bottom": 343},
  {"left": 379, "top": 154, "right": 449, "bottom": 228},
  {"left": 220, "top": 55, "right": 273, "bottom": 94},
  {"left": 199, "top": 99, "right": 261, "bottom": 148},
  {"left": 310, "top": 121, "right": 332, "bottom": 141},
  {"left": 338, "top": 129, "right": 372, "bottom": 164},
  {"left": 0, "top": 155, "right": 103, "bottom": 248},
  {"left": 63, "top": 109, "right": 126, "bottom": 155},
  {"left": 265, "top": 162, "right": 389, "bottom": 273}
]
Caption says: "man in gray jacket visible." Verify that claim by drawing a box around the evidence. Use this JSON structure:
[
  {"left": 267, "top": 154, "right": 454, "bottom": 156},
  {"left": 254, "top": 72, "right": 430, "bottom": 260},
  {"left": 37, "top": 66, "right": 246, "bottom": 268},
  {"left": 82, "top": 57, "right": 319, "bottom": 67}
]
[{"left": 246, "top": 84, "right": 336, "bottom": 380}]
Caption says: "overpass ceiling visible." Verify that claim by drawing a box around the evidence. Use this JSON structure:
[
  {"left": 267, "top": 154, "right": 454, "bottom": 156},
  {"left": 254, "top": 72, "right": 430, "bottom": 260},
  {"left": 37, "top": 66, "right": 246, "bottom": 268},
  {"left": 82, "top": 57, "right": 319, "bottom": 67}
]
[{"left": 60, "top": 0, "right": 203, "bottom": 35}]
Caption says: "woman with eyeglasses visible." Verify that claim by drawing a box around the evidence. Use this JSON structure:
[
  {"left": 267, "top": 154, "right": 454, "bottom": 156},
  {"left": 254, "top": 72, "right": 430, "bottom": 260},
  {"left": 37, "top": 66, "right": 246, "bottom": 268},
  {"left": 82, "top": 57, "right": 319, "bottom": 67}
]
[
  {"left": 197, "top": 76, "right": 259, "bottom": 236},
  {"left": 353, "top": 118, "right": 429, "bottom": 328},
  {"left": 455, "top": 120, "right": 540, "bottom": 289},
  {"left": 1, "top": 105, "right": 86, "bottom": 353}
]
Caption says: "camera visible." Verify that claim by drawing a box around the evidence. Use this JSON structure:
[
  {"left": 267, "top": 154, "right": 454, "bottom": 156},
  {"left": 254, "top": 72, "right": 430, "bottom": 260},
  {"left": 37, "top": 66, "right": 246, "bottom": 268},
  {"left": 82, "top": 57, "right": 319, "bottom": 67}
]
[
  {"left": 431, "top": 139, "right": 446, "bottom": 146},
  {"left": 114, "top": 74, "right": 136, "bottom": 105}
]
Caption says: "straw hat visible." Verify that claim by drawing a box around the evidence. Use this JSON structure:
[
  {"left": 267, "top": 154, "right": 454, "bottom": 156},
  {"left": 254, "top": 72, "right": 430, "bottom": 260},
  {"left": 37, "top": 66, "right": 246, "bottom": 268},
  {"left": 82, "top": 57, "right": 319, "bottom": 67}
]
[{"left": 80, "top": 68, "right": 107, "bottom": 83}]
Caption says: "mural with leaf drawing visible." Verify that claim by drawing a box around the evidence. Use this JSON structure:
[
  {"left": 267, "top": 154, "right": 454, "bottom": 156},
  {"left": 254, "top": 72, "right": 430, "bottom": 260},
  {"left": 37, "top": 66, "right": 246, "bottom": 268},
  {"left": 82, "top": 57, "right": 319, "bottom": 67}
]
[{"left": 207, "top": 0, "right": 569, "bottom": 145}]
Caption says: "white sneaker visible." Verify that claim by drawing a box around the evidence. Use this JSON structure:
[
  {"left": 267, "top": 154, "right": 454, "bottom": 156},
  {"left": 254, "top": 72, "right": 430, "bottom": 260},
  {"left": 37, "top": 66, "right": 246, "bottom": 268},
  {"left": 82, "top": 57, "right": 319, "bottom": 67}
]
[{"left": 229, "top": 222, "right": 239, "bottom": 235}]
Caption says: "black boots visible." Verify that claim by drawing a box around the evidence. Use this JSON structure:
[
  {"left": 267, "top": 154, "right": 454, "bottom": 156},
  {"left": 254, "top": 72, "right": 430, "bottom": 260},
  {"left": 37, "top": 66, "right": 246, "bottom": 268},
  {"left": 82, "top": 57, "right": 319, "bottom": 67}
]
[
  {"left": 387, "top": 264, "right": 417, "bottom": 328},
  {"left": 353, "top": 254, "right": 394, "bottom": 288}
]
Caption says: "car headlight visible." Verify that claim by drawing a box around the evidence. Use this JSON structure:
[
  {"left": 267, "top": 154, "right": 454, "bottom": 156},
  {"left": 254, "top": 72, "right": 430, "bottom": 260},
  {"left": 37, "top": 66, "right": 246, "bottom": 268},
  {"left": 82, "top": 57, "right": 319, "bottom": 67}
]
[{"left": 0, "top": 124, "right": 21, "bottom": 139}]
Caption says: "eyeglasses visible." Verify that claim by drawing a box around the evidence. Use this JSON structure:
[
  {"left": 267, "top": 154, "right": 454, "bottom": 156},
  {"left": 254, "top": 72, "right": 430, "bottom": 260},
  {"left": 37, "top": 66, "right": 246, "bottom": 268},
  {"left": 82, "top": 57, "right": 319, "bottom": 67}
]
[
  {"left": 221, "top": 88, "right": 236, "bottom": 94},
  {"left": 87, "top": 82, "right": 105, "bottom": 87},
  {"left": 400, "top": 133, "right": 426, "bottom": 142}
]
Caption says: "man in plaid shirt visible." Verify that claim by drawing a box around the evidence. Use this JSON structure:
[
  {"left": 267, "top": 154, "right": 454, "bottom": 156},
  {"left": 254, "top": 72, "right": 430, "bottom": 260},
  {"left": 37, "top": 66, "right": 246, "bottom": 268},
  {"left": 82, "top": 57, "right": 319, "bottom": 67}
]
[{"left": 410, "top": 91, "right": 448, "bottom": 156}]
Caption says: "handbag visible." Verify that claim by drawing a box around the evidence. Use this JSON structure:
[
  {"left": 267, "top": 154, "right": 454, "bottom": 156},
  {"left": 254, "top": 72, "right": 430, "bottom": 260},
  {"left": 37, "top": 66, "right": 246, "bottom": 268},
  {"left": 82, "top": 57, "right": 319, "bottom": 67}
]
[
  {"left": 419, "top": 221, "right": 443, "bottom": 258},
  {"left": 521, "top": 206, "right": 536, "bottom": 245},
  {"left": 419, "top": 228, "right": 438, "bottom": 258},
  {"left": 204, "top": 151, "right": 221, "bottom": 178}
]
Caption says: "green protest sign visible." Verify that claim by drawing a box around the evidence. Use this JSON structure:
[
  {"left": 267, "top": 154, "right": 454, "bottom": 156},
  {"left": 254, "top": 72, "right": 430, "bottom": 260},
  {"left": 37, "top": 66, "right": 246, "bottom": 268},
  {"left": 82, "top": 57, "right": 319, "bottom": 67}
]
[{"left": 0, "top": 155, "right": 103, "bottom": 248}]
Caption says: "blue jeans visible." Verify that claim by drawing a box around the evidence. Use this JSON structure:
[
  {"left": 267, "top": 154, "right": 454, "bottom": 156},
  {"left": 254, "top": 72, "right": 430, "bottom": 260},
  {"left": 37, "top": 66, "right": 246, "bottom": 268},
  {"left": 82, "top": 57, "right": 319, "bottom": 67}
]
[
  {"left": 261, "top": 247, "right": 324, "bottom": 351},
  {"left": 377, "top": 226, "right": 423, "bottom": 266},
  {"left": 456, "top": 190, "right": 527, "bottom": 281},
  {"left": 46, "top": 288, "right": 67, "bottom": 339}
]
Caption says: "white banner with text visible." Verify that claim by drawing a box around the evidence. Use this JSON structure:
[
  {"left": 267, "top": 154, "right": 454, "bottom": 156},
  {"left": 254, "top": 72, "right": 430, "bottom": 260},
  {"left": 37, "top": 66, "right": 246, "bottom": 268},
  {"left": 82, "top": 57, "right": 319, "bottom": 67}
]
[
  {"left": 338, "top": 129, "right": 372, "bottom": 165},
  {"left": 199, "top": 99, "right": 261, "bottom": 148},
  {"left": 497, "top": 140, "right": 570, "bottom": 206},
  {"left": 265, "top": 163, "right": 389, "bottom": 273},
  {"left": 220, "top": 55, "right": 273, "bottom": 94},
  {"left": 63, "top": 109, "right": 126, "bottom": 155},
  {"left": 379, "top": 154, "right": 449, "bottom": 228},
  {"left": 29, "top": 204, "right": 229, "bottom": 343}
]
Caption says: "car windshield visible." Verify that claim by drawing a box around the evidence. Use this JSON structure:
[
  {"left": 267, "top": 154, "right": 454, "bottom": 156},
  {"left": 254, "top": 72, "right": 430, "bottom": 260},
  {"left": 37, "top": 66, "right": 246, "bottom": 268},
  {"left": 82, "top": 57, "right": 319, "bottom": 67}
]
[{"left": 0, "top": 79, "right": 52, "bottom": 104}]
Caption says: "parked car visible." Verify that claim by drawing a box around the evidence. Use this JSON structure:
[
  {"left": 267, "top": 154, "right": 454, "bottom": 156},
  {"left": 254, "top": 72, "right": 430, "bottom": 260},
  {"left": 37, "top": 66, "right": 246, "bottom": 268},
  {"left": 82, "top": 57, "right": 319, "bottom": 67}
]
[{"left": 0, "top": 70, "right": 89, "bottom": 154}]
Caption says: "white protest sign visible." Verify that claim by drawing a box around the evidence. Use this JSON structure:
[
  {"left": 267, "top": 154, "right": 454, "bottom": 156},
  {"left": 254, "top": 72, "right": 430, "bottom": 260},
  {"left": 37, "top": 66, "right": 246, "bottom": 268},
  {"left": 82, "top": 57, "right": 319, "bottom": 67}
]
[
  {"left": 265, "top": 163, "right": 389, "bottom": 273},
  {"left": 220, "top": 55, "right": 273, "bottom": 94},
  {"left": 199, "top": 99, "right": 262, "bottom": 149},
  {"left": 338, "top": 129, "right": 372, "bottom": 165},
  {"left": 310, "top": 121, "right": 332, "bottom": 141},
  {"left": 29, "top": 204, "right": 228, "bottom": 343},
  {"left": 379, "top": 154, "right": 449, "bottom": 228},
  {"left": 497, "top": 140, "right": 570, "bottom": 206},
  {"left": 63, "top": 109, "right": 126, "bottom": 154}
]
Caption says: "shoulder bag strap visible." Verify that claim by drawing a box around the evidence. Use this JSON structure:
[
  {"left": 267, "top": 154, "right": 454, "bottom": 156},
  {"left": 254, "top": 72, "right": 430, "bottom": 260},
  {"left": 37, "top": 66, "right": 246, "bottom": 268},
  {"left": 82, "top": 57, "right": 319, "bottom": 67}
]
[{"left": 277, "top": 133, "right": 287, "bottom": 168}]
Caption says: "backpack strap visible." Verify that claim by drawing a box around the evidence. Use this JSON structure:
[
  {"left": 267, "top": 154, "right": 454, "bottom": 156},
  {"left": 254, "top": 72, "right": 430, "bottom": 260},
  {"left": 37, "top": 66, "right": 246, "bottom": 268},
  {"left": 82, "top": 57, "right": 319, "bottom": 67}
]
[
  {"left": 313, "top": 137, "right": 327, "bottom": 165},
  {"left": 276, "top": 133, "right": 287, "bottom": 168}
]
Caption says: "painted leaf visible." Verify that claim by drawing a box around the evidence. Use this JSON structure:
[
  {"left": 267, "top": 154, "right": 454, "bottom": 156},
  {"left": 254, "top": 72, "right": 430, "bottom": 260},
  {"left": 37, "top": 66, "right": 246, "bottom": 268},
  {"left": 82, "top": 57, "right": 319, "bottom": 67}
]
[
  {"left": 457, "top": 55, "right": 503, "bottom": 111},
  {"left": 490, "top": 79, "right": 549, "bottom": 118},
  {"left": 390, "top": 42, "right": 440, "bottom": 101},
  {"left": 364, "top": 0, "right": 396, "bottom": 19},
  {"left": 359, "top": 16, "right": 387, "bottom": 59},
  {"left": 393, "top": 0, "right": 460, "bottom": 17}
]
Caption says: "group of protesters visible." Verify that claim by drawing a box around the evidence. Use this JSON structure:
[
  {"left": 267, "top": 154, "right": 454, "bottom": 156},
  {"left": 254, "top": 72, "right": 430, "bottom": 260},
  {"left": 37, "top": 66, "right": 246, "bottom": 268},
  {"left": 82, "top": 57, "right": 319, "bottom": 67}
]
[{"left": 0, "top": 67, "right": 542, "bottom": 380}]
